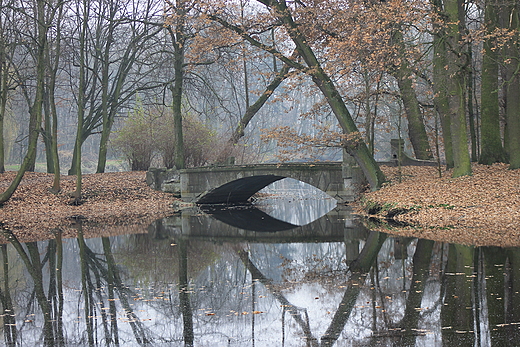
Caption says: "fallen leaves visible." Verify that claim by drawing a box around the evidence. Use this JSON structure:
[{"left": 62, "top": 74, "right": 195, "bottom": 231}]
[
  {"left": 0, "top": 171, "right": 175, "bottom": 243},
  {"left": 355, "top": 163, "right": 520, "bottom": 247}
]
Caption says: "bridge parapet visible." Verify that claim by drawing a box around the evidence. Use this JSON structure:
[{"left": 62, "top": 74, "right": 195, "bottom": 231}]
[{"left": 179, "top": 162, "right": 365, "bottom": 204}]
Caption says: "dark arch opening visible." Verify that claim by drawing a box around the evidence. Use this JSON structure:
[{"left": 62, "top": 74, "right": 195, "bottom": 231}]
[{"left": 196, "top": 175, "right": 286, "bottom": 204}]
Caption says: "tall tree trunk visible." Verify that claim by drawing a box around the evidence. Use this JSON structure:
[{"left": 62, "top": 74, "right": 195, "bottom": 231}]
[
  {"left": 72, "top": 0, "right": 90, "bottom": 202},
  {"left": 95, "top": 3, "right": 115, "bottom": 174},
  {"left": 167, "top": 2, "right": 187, "bottom": 170},
  {"left": 432, "top": 0, "right": 454, "bottom": 169},
  {"left": 0, "top": 68, "right": 6, "bottom": 174},
  {"left": 467, "top": 45, "right": 479, "bottom": 162},
  {"left": 392, "top": 30, "right": 433, "bottom": 160},
  {"left": 50, "top": 84, "right": 61, "bottom": 192},
  {"left": 444, "top": 0, "right": 472, "bottom": 177},
  {"left": 502, "top": 0, "right": 520, "bottom": 169},
  {"left": 0, "top": 4, "right": 7, "bottom": 174},
  {"left": 42, "top": 87, "right": 54, "bottom": 173},
  {"left": 480, "top": 0, "right": 508, "bottom": 165},
  {"left": 172, "top": 48, "right": 185, "bottom": 169}
]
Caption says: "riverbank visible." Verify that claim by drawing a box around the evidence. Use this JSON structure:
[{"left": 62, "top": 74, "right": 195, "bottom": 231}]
[
  {"left": 354, "top": 163, "right": 520, "bottom": 247},
  {"left": 0, "top": 171, "right": 174, "bottom": 243}
]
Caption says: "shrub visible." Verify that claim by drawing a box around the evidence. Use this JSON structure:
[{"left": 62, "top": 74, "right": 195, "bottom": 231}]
[
  {"left": 112, "top": 101, "right": 156, "bottom": 171},
  {"left": 112, "top": 101, "right": 220, "bottom": 170}
]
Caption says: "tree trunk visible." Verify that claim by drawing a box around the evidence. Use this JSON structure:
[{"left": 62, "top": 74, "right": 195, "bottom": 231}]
[
  {"left": 467, "top": 45, "right": 479, "bottom": 162},
  {"left": 444, "top": 0, "right": 472, "bottom": 177},
  {"left": 168, "top": 4, "right": 187, "bottom": 170},
  {"left": 392, "top": 29, "right": 433, "bottom": 160},
  {"left": 432, "top": 0, "right": 454, "bottom": 169},
  {"left": 42, "top": 89, "right": 54, "bottom": 173},
  {"left": 480, "top": 0, "right": 507, "bottom": 165},
  {"left": 229, "top": 63, "right": 291, "bottom": 145},
  {"left": 0, "top": 8, "right": 7, "bottom": 174},
  {"left": 172, "top": 48, "right": 185, "bottom": 169},
  {"left": 0, "top": 0, "right": 46, "bottom": 204},
  {"left": 503, "top": 0, "right": 520, "bottom": 169},
  {"left": 72, "top": 0, "right": 90, "bottom": 202}
]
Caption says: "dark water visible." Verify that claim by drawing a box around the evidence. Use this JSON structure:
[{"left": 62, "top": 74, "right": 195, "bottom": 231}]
[{"left": 1, "top": 180, "right": 519, "bottom": 346}]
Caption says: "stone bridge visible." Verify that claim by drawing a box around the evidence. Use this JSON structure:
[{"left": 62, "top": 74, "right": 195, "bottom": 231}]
[
  {"left": 148, "top": 161, "right": 366, "bottom": 205},
  {"left": 146, "top": 140, "right": 437, "bottom": 205}
]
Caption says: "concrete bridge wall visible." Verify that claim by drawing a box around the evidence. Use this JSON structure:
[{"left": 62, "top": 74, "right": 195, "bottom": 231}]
[{"left": 148, "top": 162, "right": 366, "bottom": 204}]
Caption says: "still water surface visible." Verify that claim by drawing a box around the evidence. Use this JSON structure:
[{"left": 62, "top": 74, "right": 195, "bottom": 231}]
[{"left": 1, "top": 179, "right": 519, "bottom": 346}]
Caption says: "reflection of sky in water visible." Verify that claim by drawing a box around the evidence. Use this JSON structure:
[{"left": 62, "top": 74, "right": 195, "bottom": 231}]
[{"left": 253, "top": 178, "right": 337, "bottom": 225}]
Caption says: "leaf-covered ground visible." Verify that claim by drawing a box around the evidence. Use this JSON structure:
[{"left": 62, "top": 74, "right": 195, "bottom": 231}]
[
  {"left": 355, "top": 163, "right": 520, "bottom": 248},
  {"left": 0, "top": 171, "right": 174, "bottom": 243}
]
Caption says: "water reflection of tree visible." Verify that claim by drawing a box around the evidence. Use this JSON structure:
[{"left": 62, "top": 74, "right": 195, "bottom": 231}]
[
  {"left": 238, "top": 231, "right": 387, "bottom": 347},
  {"left": 0, "top": 244, "right": 17, "bottom": 346},
  {"left": 1, "top": 228, "right": 155, "bottom": 345},
  {"left": 482, "top": 247, "right": 520, "bottom": 346},
  {"left": 1, "top": 231, "right": 60, "bottom": 345},
  {"left": 76, "top": 228, "right": 151, "bottom": 345},
  {"left": 4, "top": 224, "right": 520, "bottom": 345}
]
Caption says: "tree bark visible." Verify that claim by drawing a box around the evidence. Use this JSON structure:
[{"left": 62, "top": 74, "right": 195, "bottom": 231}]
[
  {"left": 480, "top": 0, "right": 508, "bottom": 165},
  {"left": 392, "top": 29, "right": 433, "bottom": 160},
  {"left": 432, "top": 0, "right": 454, "bottom": 169},
  {"left": 443, "top": 0, "right": 472, "bottom": 177},
  {"left": 167, "top": 1, "right": 188, "bottom": 170},
  {"left": 72, "top": 0, "right": 90, "bottom": 202},
  {"left": 502, "top": 0, "right": 520, "bottom": 169},
  {"left": 0, "top": 2, "right": 7, "bottom": 174}
]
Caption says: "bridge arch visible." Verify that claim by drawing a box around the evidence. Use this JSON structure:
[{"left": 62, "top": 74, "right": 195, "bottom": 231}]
[{"left": 180, "top": 163, "right": 361, "bottom": 204}]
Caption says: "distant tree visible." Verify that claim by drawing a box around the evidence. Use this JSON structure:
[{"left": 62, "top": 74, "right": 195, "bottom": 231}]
[
  {"left": 0, "top": 0, "right": 13, "bottom": 174},
  {"left": 66, "top": 0, "right": 164, "bottom": 175},
  {"left": 112, "top": 99, "right": 156, "bottom": 171},
  {"left": 113, "top": 102, "right": 219, "bottom": 170}
]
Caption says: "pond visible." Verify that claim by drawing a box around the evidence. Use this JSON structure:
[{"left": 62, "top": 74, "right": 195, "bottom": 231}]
[{"left": 0, "top": 179, "right": 519, "bottom": 346}]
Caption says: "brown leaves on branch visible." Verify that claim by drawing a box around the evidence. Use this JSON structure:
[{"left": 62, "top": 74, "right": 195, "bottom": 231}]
[{"left": 260, "top": 125, "right": 362, "bottom": 161}]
